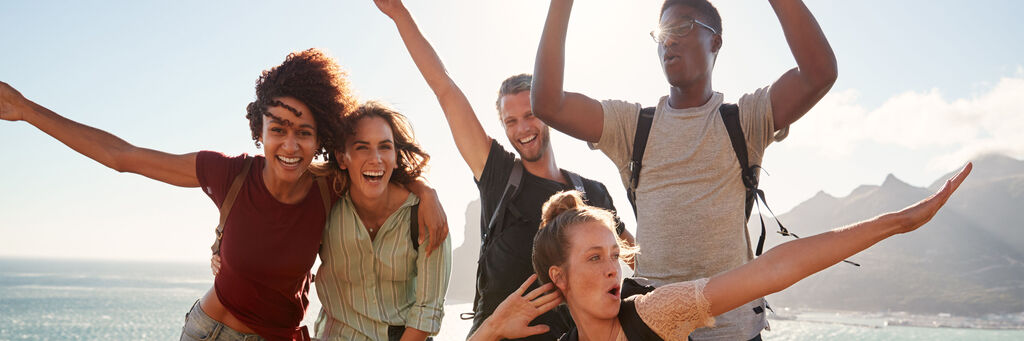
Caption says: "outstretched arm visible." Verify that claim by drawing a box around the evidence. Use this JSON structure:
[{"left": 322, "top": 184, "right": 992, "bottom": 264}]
[
  {"left": 531, "top": 0, "right": 605, "bottom": 143},
  {"left": 703, "top": 163, "right": 971, "bottom": 316},
  {"left": 0, "top": 81, "right": 199, "bottom": 187},
  {"left": 373, "top": 0, "right": 492, "bottom": 179},
  {"left": 767, "top": 0, "right": 838, "bottom": 131}
]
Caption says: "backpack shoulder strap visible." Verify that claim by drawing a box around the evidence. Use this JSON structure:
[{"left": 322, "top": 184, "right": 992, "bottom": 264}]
[
  {"left": 557, "top": 328, "right": 578, "bottom": 341},
  {"left": 563, "top": 169, "right": 587, "bottom": 201},
  {"left": 212, "top": 157, "right": 253, "bottom": 255},
  {"left": 627, "top": 106, "right": 656, "bottom": 218},
  {"left": 719, "top": 103, "right": 757, "bottom": 195},
  {"left": 409, "top": 203, "right": 421, "bottom": 249},
  {"left": 484, "top": 160, "right": 525, "bottom": 239},
  {"left": 316, "top": 175, "right": 331, "bottom": 214}
]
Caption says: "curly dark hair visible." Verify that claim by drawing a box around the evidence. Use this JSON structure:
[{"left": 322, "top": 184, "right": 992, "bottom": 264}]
[
  {"left": 319, "top": 101, "right": 430, "bottom": 193},
  {"left": 661, "top": 0, "right": 723, "bottom": 34},
  {"left": 245, "top": 48, "right": 356, "bottom": 159}
]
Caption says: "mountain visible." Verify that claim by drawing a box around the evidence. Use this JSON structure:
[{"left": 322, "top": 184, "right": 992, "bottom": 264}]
[{"left": 759, "top": 154, "right": 1024, "bottom": 316}]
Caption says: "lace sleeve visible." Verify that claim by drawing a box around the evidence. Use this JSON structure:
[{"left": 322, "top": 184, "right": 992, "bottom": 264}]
[{"left": 633, "top": 278, "right": 714, "bottom": 340}]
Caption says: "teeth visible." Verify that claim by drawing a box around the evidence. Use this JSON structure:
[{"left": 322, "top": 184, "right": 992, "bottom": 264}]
[
  {"left": 278, "top": 156, "right": 300, "bottom": 164},
  {"left": 362, "top": 170, "right": 385, "bottom": 177},
  {"left": 519, "top": 135, "right": 537, "bottom": 144}
]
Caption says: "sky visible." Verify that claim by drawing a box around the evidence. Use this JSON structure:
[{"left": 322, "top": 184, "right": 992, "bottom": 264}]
[{"left": 1, "top": 0, "right": 1022, "bottom": 262}]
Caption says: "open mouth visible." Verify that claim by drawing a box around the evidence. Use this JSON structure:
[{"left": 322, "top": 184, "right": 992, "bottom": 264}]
[
  {"left": 518, "top": 134, "right": 538, "bottom": 145},
  {"left": 362, "top": 170, "right": 385, "bottom": 183},
  {"left": 664, "top": 55, "right": 680, "bottom": 64},
  {"left": 608, "top": 285, "right": 620, "bottom": 298},
  {"left": 277, "top": 155, "right": 302, "bottom": 167}
]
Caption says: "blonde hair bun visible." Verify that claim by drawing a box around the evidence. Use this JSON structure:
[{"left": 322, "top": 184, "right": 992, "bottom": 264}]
[{"left": 540, "top": 190, "right": 585, "bottom": 228}]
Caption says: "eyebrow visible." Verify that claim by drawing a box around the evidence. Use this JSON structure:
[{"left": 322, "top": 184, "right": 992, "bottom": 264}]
[{"left": 353, "top": 139, "right": 394, "bottom": 145}]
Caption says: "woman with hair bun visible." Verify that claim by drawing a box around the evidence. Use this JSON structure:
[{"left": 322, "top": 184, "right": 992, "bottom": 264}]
[
  {"left": 0, "top": 49, "right": 448, "bottom": 341},
  {"left": 471, "top": 164, "right": 972, "bottom": 341}
]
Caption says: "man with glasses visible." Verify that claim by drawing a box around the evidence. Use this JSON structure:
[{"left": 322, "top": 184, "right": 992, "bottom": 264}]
[{"left": 531, "top": 0, "right": 837, "bottom": 340}]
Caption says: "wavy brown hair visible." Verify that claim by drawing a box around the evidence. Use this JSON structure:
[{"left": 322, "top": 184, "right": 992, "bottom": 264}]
[
  {"left": 245, "top": 48, "right": 356, "bottom": 159},
  {"left": 317, "top": 101, "right": 430, "bottom": 194}
]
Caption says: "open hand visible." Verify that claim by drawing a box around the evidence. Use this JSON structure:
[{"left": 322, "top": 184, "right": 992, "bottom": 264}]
[
  {"left": 473, "top": 274, "right": 563, "bottom": 340},
  {"left": 0, "top": 81, "right": 30, "bottom": 122},
  {"left": 892, "top": 162, "right": 972, "bottom": 234},
  {"left": 373, "top": 0, "right": 407, "bottom": 19}
]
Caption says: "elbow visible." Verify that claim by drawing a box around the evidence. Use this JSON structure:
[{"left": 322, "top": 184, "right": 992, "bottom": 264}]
[
  {"left": 529, "top": 91, "right": 559, "bottom": 120},
  {"left": 812, "top": 60, "right": 838, "bottom": 93},
  {"left": 108, "top": 146, "right": 137, "bottom": 174}
]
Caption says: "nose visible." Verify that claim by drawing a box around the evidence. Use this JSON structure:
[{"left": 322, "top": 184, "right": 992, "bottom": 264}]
[
  {"left": 371, "top": 148, "right": 383, "bottom": 164},
  {"left": 606, "top": 259, "right": 618, "bottom": 279},
  {"left": 282, "top": 133, "right": 300, "bottom": 152}
]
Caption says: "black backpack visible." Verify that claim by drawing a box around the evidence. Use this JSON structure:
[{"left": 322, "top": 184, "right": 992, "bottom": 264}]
[
  {"left": 626, "top": 103, "right": 857, "bottom": 265},
  {"left": 465, "top": 160, "right": 589, "bottom": 319}
]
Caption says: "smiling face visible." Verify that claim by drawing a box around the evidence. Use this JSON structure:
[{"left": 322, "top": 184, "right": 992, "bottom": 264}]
[
  {"left": 339, "top": 116, "right": 397, "bottom": 199},
  {"left": 551, "top": 221, "right": 624, "bottom": 321},
  {"left": 658, "top": 4, "right": 721, "bottom": 89},
  {"left": 259, "top": 96, "right": 318, "bottom": 184},
  {"left": 499, "top": 91, "right": 551, "bottom": 163}
]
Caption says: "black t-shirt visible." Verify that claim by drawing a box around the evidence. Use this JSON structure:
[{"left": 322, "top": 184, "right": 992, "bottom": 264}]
[{"left": 472, "top": 140, "right": 624, "bottom": 339}]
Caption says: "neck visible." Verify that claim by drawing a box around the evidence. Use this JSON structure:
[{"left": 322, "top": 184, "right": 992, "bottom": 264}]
[
  {"left": 570, "top": 305, "right": 620, "bottom": 341},
  {"left": 261, "top": 164, "right": 309, "bottom": 204},
  {"left": 521, "top": 146, "right": 567, "bottom": 184},
  {"left": 667, "top": 79, "right": 714, "bottom": 110},
  {"left": 349, "top": 182, "right": 409, "bottom": 225}
]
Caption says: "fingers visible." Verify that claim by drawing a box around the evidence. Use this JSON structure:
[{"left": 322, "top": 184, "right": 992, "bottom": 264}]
[
  {"left": 534, "top": 293, "right": 563, "bottom": 314},
  {"left": 928, "top": 162, "right": 973, "bottom": 210},
  {"left": 522, "top": 282, "right": 555, "bottom": 301},
  {"left": 514, "top": 274, "right": 539, "bottom": 296},
  {"left": 530, "top": 289, "right": 562, "bottom": 308},
  {"left": 210, "top": 255, "right": 222, "bottom": 276},
  {"left": 945, "top": 162, "right": 972, "bottom": 194}
]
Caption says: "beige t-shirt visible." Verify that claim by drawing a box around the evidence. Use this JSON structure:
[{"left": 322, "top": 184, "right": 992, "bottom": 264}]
[{"left": 592, "top": 88, "right": 786, "bottom": 340}]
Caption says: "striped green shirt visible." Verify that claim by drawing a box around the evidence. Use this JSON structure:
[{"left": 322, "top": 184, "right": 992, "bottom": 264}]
[{"left": 314, "top": 193, "right": 452, "bottom": 340}]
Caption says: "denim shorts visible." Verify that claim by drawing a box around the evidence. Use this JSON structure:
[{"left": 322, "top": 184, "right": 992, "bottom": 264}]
[{"left": 180, "top": 300, "right": 265, "bottom": 341}]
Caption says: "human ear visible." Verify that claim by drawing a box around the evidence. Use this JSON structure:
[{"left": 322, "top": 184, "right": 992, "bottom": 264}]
[
  {"left": 549, "top": 266, "right": 567, "bottom": 292},
  {"left": 711, "top": 34, "right": 723, "bottom": 53}
]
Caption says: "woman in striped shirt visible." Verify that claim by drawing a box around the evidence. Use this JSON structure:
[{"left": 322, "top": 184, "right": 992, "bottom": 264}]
[{"left": 313, "top": 102, "right": 452, "bottom": 341}]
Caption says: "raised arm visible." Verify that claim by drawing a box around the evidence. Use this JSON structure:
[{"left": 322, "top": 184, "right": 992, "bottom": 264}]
[
  {"left": 703, "top": 163, "right": 971, "bottom": 316},
  {"left": 373, "top": 0, "right": 492, "bottom": 179},
  {"left": 0, "top": 81, "right": 199, "bottom": 187},
  {"left": 766, "top": 0, "right": 838, "bottom": 131},
  {"left": 531, "top": 0, "right": 605, "bottom": 144}
]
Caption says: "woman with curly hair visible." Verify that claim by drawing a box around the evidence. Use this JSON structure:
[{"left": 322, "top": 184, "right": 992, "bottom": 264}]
[
  {"left": 0, "top": 48, "right": 448, "bottom": 341},
  {"left": 311, "top": 102, "right": 451, "bottom": 341},
  {"left": 471, "top": 164, "right": 971, "bottom": 341}
]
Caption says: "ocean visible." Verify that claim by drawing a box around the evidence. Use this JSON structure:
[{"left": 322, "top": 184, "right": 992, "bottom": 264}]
[{"left": 1, "top": 258, "right": 1020, "bottom": 340}]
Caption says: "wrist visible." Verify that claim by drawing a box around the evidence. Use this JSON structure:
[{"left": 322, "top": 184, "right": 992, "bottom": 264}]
[
  {"left": 474, "top": 320, "right": 502, "bottom": 341},
  {"left": 389, "top": 6, "right": 412, "bottom": 22}
]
